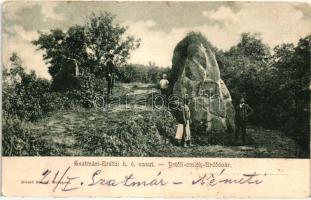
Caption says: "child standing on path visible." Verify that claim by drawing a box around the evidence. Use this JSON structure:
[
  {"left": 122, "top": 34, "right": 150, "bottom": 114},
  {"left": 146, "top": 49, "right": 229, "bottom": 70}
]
[{"left": 159, "top": 74, "right": 169, "bottom": 96}]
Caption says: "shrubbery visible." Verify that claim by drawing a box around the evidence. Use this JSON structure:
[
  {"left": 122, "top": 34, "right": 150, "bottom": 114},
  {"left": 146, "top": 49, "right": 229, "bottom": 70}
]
[
  {"left": 217, "top": 33, "right": 310, "bottom": 154},
  {"left": 2, "top": 116, "right": 54, "bottom": 156},
  {"left": 117, "top": 63, "right": 170, "bottom": 84},
  {"left": 70, "top": 72, "right": 104, "bottom": 108},
  {"left": 2, "top": 54, "right": 77, "bottom": 155},
  {"left": 74, "top": 108, "right": 176, "bottom": 156},
  {"left": 3, "top": 54, "right": 73, "bottom": 121}
]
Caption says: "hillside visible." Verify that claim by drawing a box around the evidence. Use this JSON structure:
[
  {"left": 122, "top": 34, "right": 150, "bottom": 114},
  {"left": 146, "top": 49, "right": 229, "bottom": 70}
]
[{"left": 25, "top": 83, "right": 302, "bottom": 158}]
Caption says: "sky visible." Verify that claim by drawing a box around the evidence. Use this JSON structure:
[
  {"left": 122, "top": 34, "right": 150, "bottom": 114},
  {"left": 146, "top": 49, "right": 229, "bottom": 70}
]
[{"left": 2, "top": 1, "right": 311, "bottom": 79}]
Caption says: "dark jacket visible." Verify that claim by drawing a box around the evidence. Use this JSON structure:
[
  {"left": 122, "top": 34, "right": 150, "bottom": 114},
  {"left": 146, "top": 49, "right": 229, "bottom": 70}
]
[
  {"left": 171, "top": 103, "right": 186, "bottom": 124},
  {"left": 236, "top": 103, "right": 253, "bottom": 123},
  {"left": 106, "top": 59, "right": 115, "bottom": 78}
]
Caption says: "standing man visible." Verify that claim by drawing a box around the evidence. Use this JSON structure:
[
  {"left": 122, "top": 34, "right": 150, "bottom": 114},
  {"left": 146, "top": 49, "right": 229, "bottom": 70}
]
[
  {"left": 235, "top": 97, "right": 253, "bottom": 144},
  {"left": 106, "top": 54, "right": 115, "bottom": 96}
]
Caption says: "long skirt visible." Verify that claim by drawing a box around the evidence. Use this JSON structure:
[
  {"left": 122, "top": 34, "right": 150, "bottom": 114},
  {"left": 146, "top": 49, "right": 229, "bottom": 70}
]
[
  {"left": 175, "top": 121, "right": 191, "bottom": 141},
  {"left": 175, "top": 124, "right": 184, "bottom": 139}
]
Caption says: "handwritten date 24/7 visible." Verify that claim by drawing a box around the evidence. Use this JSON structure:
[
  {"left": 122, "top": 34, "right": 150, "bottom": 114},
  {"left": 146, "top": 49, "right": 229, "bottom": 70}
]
[{"left": 39, "top": 166, "right": 266, "bottom": 192}]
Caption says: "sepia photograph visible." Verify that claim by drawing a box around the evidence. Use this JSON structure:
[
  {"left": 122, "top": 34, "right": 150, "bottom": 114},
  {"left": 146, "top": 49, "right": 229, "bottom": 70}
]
[{"left": 2, "top": 1, "right": 310, "bottom": 159}]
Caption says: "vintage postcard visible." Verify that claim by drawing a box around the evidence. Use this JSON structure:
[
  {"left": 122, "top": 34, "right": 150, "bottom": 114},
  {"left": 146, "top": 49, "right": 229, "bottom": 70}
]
[{"left": 1, "top": 0, "right": 310, "bottom": 198}]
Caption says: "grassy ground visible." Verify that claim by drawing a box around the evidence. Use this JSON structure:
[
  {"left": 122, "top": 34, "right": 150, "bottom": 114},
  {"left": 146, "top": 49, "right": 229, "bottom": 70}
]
[{"left": 24, "top": 82, "right": 303, "bottom": 158}]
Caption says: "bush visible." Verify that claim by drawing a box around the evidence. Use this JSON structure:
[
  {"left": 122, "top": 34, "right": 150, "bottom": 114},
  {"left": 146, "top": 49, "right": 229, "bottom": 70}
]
[
  {"left": 117, "top": 64, "right": 170, "bottom": 84},
  {"left": 3, "top": 69, "right": 75, "bottom": 121},
  {"left": 2, "top": 116, "right": 54, "bottom": 156},
  {"left": 74, "top": 108, "right": 176, "bottom": 156},
  {"left": 74, "top": 72, "right": 102, "bottom": 108}
]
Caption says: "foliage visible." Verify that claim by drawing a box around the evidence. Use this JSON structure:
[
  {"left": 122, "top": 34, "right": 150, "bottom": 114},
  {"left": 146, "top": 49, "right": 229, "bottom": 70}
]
[
  {"left": 2, "top": 116, "right": 56, "bottom": 156},
  {"left": 74, "top": 108, "right": 175, "bottom": 156},
  {"left": 117, "top": 63, "right": 170, "bottom": 84},
  {"left": 268, "top": 36, "right": 310, "bottom": 152},
  {"left": 2, "top": 53, "right": 77, "bottom": 156},
  {"left": 232, "top": 32, "right": 270, "bottom": 61},
  {"left": 3, "top": 53, "right": 53, "bottom": 121},
  {"left": 33, "top": 12, "right": 140, "bottom": 92},
  {"left": 84, "top": 12, "right": 140, "bottom": 75},
  {"left": 217, "top": 33, "right": 310, "bottom": 154},
  {"left": 70, "top": 72, "right": 104, "bottom": 108},
  {"left": 117, "top": 64, "right": 145, "bottom": 83}
]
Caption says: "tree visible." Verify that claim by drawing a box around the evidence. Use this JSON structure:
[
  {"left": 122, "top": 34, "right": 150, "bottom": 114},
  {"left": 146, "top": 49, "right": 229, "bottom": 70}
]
[
  {"left": 269, "top": 35, "right": 310, "bottom": 153},
  {"left": 219, "top": 33, "right": 271, "bottom": 107},
  {"left": 32, "top": 27, "right": 84, "bottom": 91},
  {"left": 232, "top": 32, "right": 270, "bottom": 61},
  {"left": 3, "top": 53, "right": 52, "bottom": 121},
  {"left": 217, "top": 33, "right": 310, "bottom": 155},
  {"left": 84, "top": 12, "right": 140, "bottom": 76},
  {"left": 3, "top": 52, "right": 24, "bottom": 88},
  {"left": 33, "top": 12, "right": 140, "bottom": 92}
]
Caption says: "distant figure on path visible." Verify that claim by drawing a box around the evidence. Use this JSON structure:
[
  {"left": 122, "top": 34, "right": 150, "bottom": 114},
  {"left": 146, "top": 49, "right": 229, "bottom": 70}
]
[
  {"left": 106, "top": 54, "right": 115, "bottom": 96},
  {"left": 235, "top": 97, "right": 253, "bottom": 144},
  {"left": 159, "top": 74, "right": 169, "bottom": 96}
]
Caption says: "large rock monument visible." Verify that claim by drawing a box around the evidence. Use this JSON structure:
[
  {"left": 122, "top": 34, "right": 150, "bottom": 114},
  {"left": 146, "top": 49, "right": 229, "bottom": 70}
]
[{"left": 168, "top": 32, "right": 235, "bottom": 144}]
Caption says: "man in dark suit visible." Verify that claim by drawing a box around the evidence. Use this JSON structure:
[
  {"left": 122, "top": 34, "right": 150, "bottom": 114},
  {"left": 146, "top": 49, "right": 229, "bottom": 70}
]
[
  {"left": 235, "top": 97, "right": 253, "bottom": 144},
  {"left": 106, "top": 54, "right": 115, "bottom": 96}
]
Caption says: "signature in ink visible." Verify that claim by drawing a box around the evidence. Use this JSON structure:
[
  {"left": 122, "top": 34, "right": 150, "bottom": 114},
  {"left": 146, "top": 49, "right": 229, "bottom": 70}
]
[{"left": 192, "top": 168, "right": 266, "bottom": 186}]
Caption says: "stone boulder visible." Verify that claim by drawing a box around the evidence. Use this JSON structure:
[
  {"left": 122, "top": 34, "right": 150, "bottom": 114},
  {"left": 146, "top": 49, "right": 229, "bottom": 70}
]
[{"left": 168, "top": 32, "right": 235, "bottom": 144}]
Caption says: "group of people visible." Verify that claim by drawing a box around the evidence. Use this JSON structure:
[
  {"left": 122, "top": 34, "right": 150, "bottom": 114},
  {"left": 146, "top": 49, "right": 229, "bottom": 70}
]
[{"left": 159, "top": 74, "right": 253, "bottom": 147}]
